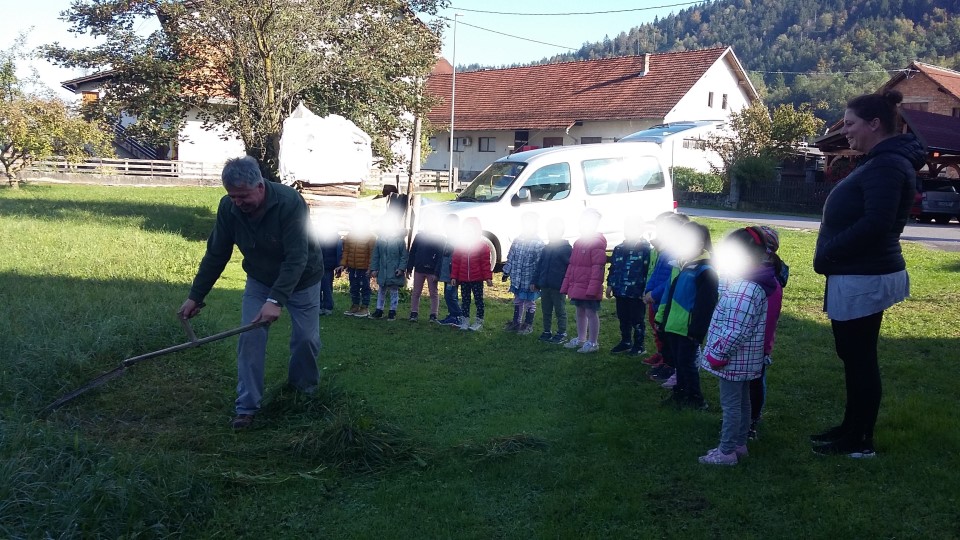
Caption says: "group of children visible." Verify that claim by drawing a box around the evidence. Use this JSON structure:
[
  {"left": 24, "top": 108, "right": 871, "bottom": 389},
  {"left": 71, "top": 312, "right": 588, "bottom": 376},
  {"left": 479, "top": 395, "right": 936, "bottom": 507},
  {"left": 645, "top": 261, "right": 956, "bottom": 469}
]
[{"left": 317, "top": 207, "right": 788, "bottom": 466}]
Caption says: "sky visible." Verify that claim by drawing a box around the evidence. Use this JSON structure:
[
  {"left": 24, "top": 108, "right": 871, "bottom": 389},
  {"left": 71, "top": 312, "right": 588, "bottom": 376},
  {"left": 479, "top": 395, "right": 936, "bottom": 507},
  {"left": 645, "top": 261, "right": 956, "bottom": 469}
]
[{"left": 3, "top": 0, "right": 700, "bottom": 101}]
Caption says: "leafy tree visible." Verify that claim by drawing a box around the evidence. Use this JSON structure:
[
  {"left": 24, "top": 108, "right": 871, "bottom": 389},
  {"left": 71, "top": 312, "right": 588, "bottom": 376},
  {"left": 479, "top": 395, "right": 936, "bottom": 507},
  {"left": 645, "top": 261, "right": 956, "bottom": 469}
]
[
  {"left": 45, "top": 0, "right": 446, "bottom": 180},
  {"left": 704, "top": 101, "right": 822, "bottom": 204},
  {"left": 1, "top": 39, "right": 112, "bottom": 187}
]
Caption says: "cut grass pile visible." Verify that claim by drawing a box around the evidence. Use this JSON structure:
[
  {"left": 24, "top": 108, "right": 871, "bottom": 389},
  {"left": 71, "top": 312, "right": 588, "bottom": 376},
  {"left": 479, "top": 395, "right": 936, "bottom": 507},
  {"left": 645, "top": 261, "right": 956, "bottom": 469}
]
[{"left": 1, "top": 183, "right": 959, "bottom": 538}]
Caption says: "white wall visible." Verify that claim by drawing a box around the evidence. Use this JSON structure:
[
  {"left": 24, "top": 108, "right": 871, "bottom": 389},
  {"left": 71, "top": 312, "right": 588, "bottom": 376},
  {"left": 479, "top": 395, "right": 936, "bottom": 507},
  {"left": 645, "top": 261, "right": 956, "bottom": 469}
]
[
  {"left": 177, "top": 107, "right": 245, "bottom": 165},
  {"left": 423, "top": 119, "right": 664, "bottom": 175},
  {"left": 665, "top": 55, "right": 753, "bottom": 123}
]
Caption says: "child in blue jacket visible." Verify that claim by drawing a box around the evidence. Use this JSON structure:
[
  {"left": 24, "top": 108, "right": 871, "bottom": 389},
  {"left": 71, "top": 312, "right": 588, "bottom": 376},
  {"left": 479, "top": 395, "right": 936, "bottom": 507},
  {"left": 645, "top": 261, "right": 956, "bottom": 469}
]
[
  {"left": 644, "top": 212, "right": 690, "bottom": 377},
  {"left": 605, "top": 216, "right": 652, "bottom": 354},
  {"left": 656, "top": 221, "right": 718, "bottom": 410},
  {"left": 316, "top": 222, "right": 343, "bottom": 316},
  {"left": 533, "top": 217, "right": 572, "bottom": 343}
]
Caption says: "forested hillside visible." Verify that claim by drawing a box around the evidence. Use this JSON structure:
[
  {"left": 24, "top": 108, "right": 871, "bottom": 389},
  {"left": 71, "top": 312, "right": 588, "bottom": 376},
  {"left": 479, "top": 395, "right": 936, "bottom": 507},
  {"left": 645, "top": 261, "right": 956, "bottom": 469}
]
[{"left": 465, "top": 0, "right": 960, "bottom": 123}]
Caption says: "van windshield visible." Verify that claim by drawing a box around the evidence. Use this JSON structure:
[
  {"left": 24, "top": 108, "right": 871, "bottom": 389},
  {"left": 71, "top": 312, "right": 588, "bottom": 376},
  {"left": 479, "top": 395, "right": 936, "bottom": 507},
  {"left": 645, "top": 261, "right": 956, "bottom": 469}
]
[{"left": 457, "top": 161, "right": 527, "bottom": 202}]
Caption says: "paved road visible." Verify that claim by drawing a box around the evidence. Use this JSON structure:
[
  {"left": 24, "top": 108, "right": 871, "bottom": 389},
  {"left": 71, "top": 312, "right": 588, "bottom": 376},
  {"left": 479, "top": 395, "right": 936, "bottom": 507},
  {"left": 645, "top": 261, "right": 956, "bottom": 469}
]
[{"left": 680, "top": 207, "right": 960, "bottom": 252}]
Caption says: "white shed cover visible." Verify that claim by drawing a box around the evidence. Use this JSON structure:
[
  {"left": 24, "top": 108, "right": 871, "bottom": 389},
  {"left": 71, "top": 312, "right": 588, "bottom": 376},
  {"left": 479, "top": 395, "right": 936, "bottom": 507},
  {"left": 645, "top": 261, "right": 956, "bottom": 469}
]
[{"left": 279, "top": 103, "right": 373, "bottom": 185}]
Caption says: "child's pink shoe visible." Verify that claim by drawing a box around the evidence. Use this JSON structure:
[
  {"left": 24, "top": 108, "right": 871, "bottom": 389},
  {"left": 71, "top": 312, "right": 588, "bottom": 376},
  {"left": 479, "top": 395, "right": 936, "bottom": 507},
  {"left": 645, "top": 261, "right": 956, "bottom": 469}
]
[{"left": 660, "top": 373, "right": 676, "bottom": 389}]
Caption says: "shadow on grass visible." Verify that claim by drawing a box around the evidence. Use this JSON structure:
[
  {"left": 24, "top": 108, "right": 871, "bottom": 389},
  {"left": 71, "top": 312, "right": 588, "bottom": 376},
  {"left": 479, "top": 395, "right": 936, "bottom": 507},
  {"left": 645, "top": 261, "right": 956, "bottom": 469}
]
[{"left": 0, "top": 189, "right": 216, "bottom": 241}]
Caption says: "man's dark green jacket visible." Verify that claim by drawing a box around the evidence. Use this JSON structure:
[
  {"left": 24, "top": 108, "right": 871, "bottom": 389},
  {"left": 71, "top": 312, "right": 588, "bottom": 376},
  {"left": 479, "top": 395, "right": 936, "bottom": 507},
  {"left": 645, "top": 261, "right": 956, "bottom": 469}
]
[{"left": 189, "top": 181, "right": 323, "bottom": 306}]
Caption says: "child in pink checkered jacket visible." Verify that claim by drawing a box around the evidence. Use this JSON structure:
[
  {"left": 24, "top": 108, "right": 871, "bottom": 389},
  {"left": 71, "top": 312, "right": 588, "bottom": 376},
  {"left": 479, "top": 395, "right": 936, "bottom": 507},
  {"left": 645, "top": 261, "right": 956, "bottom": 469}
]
[{"left": 697, "top": 227, "right": 778, "bottom": 466}]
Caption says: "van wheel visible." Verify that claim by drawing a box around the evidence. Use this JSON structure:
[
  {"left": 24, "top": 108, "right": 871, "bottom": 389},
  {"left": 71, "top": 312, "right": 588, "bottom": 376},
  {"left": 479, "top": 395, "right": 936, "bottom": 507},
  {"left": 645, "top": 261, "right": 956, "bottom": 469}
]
[
  {"left": 481, "top": 233, "right": 501, "bottom": 272},
  {"left": 934, "top": 216, "right": 951, "bottom": 225}
]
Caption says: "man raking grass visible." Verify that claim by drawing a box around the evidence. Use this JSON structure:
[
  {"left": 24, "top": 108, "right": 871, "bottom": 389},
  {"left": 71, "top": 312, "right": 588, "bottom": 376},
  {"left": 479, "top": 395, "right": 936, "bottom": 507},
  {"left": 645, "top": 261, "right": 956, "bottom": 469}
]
[{"left": 178, "top": 156, "right": 324, "bottom": 430}]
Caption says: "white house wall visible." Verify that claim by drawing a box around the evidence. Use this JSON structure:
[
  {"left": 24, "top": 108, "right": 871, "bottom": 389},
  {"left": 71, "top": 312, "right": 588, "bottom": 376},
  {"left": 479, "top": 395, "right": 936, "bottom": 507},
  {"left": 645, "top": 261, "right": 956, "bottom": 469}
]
[
  {"left": 423, "top": 120, "right": 664, "bottom": 176},
  {"left": 177, "top": 108, "right": 245, "bottom": 165},
  {"left": 665, "top": 55, "right": 753, "bottom": 123}
]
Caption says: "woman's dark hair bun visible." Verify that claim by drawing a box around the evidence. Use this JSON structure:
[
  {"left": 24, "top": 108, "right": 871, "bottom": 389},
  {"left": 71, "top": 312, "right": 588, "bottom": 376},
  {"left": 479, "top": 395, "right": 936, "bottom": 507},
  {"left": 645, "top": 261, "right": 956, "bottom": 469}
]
[{"left": 882, "top": 89, "right": 903, "bottom": 106}]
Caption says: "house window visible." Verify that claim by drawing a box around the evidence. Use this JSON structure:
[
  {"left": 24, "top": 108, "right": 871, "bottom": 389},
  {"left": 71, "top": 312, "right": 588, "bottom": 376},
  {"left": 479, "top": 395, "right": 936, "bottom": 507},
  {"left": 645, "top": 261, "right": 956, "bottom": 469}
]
[
  {"left": 428, "top": 137, "right": 438, "bottom": 151},
  {"left": 479, "top": 137, "right": 496, "bottom": 152},
  {"left": 708, "top": 92, "right": 714, "bottom": 108},
  {"left": 520, "top": 163, "right": 571, "bottom": 202},
  {"left": 81, "top": 91, "right": 99, "bottom": 106},
  {"left": 901, "top": 102, "right": 928, "bottom": 112},
  {"left": 682, "top": 138, "right": 706, "bottom": 150},
  {"left": 543, "top": 137, "right": 564, "bottom": 147},
  {"left": 722, "top": 93, "right": 728, "bottom": 110},
  {"left": 448, "top": 137, "right": 466, "bottom": 152},
  {"left": 580, "top": 137, "right": 602, "bottom": 144}
]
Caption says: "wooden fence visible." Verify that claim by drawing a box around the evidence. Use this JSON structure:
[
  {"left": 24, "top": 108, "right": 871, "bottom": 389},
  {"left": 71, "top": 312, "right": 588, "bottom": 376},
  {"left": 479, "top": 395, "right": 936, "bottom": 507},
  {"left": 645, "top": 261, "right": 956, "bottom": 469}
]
[{"left": 24, "top": 158, "right": 459, "bottom": 192}]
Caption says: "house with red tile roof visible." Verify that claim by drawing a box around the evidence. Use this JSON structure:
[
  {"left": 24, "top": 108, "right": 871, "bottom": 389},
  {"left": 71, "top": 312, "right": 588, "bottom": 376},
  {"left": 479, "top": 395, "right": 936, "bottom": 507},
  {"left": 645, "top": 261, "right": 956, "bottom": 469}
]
[{"left": 423, "top": 46, "right": 759, "bottom": 178}]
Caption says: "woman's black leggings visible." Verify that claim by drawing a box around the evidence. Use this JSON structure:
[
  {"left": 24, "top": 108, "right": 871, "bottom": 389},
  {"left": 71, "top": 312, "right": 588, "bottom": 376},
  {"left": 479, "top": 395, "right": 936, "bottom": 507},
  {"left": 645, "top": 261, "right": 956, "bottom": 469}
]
[{"left": 831, "top": 311, "right": 884, "bottom": 443}]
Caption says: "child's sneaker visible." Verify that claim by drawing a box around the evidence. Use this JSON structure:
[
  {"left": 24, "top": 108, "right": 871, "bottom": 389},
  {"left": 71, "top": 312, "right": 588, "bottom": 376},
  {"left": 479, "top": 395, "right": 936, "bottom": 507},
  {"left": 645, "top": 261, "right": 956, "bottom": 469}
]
[
  {"left": 355, "top": 307, "right": 369, "bottom": 318},
  {"left": 649, "top": 364, "right": 674, "bottom": 382},
  {"left": 641, "top": 353, "right": 663, "bottom": 366},
  {"left": 699, "top": 449, "right": 739, "bottom": 466},
  {"left": 660, "top": 373, "right": 677, "bottom": 389},
  {"left": 470, "top": 318, "right": 484, "bottom": 332},
  {"left": 409, "top": 312, "right": 419, "bottom": 322},
  {"left": 610, "top": 342, "right": 632, "bottom": 354},
  {"left": 438, "top": 314, "right": 458, "bottom": 326},
  {"left": 344, "top": 305, "right": 360, "bottom": 316},
  {"left": 502, "top": 321, "right": 519, "bottom": 332},
  {"left": 458, "top": 317, "right": 470, "bottom": 331},
  {"left": 563, "top": 337, "right": 582, "bottom": 349},
  {"left": 370, "top": 309, "right": 384, "bottom": 319},
  {"left": 629, "top": 344, "right": 646, "bottom": 356},
  {"left": 577, "top": 341, "right": 599, "bottom": 353},
  {"left": 429, "top": 314, "right": 438, "bottom": 323},
  {"left": 705, "top": 446, "right": 749, "bottom": 459},
  {"left": 538, "top": 331, "right": 553, "bottom": 342},
  {"left": 517, "top": 323, "right": 534, "bottom": 335},
  {"left": 549, "top": 333, "right": 568, "bottom": 344},
  {"left": 387, "top": 310, "right": 396, "bottom": 321}
]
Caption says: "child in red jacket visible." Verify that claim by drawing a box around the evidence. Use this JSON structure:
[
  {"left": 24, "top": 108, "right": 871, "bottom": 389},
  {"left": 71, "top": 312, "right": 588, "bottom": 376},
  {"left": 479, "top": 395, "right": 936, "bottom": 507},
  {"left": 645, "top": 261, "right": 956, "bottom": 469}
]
[
  {"left": 450, "top": 217, "right": 493, "bottom": 331},
  {"left": 560, "top": 209, "right": 607, "bottom": 353}
]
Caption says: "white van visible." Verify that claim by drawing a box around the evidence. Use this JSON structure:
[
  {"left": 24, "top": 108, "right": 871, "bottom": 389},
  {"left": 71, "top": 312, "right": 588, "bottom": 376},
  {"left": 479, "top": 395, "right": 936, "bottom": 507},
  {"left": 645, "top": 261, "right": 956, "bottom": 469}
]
[{"left": 419, "top": 142, "right": 675, "bottom": 265}]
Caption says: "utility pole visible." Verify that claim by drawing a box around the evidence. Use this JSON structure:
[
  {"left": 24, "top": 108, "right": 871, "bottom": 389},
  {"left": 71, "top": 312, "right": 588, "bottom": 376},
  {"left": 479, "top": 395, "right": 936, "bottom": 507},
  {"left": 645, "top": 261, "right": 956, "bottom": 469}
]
[{"left": 448, "top": 13, "right": 461, "bottom": 192}]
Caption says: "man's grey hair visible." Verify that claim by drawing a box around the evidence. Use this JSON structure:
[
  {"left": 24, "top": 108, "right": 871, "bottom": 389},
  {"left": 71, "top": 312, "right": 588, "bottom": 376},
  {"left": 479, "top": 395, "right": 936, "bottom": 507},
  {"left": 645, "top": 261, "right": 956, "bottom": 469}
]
[{"left": 222, "top": 156, "right": 265, "bottom": 188}]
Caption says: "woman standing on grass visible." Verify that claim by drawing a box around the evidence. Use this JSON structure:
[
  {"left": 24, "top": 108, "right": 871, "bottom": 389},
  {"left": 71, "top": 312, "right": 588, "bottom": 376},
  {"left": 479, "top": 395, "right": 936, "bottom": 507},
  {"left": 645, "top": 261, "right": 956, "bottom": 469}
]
[{"left": 812, "top": 90, "right": 926, "bottom": 458}]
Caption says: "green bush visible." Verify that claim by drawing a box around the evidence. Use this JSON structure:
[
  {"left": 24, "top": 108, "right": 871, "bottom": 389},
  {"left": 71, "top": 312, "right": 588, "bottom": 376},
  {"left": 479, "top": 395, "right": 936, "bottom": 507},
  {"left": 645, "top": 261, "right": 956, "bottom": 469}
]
[
  {"left": 670, "top": 167, "right": 724, "bottom": 193},
  {"left": 729, "top": 154, "right": 778, "bottom": 187}
]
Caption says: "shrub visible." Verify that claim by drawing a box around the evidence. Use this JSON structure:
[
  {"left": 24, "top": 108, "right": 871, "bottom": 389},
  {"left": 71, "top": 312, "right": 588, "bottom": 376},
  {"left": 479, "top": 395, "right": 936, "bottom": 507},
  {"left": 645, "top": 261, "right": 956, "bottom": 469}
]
[
  {"left": 671, "top": 167, "right": 724, "bottom": 193},
  {"left": 729, "top": 154, "right": 778, "bottom": 187}
]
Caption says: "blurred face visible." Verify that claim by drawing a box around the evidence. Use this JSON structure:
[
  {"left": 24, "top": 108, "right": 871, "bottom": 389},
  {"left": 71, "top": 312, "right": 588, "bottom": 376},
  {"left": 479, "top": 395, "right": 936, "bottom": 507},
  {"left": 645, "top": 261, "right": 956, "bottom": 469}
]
[
  {"left": 546, "top": 218, "right": 564, "bottom": 242},
  {"left": 672, "top": 225, "right": 703, "bottom": 261},
  {"left": 840, "top": 108, "right": 881, "bottom": 154},
  {"left": 225, "top": 182, "right": 266, "bottom": 214},
  {"left": 714, "top": 236, "right": 755, "bottom": 279}
]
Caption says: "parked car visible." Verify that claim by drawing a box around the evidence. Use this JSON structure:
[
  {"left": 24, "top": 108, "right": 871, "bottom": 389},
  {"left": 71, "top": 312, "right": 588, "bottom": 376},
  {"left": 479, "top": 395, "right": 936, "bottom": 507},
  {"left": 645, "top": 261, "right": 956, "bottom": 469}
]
[
  {"left": 912, "top": 178, "right": 960, "bottom": 225},
  {"left": 418, "top": 142, "right": 675, "bottom": 264}
]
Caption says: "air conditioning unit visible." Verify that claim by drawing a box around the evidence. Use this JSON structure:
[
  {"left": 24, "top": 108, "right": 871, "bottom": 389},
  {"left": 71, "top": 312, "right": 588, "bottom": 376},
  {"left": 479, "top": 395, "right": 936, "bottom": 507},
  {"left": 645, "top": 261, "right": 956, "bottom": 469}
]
[{"left": 461, "top": 137, "right": 472, "bottom": 147}]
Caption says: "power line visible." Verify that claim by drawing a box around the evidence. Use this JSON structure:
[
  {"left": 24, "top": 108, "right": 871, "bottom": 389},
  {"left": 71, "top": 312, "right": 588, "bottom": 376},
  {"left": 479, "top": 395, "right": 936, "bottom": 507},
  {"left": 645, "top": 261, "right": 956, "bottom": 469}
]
[
  {"left": 437, "top": 16, "right": 577, "bottom": 50},
  {"left": 447, "top": 2, "right": 705, "bottom": 16},
  {"left": 747, "top": 69, "right": 905, "bottom": 75}
]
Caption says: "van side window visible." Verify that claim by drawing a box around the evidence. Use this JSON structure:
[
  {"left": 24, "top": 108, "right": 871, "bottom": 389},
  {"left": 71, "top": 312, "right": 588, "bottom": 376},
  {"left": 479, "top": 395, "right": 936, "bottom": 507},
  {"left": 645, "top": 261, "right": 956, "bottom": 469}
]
[
  {"left": 582, "top": 157, "right": 665, "bottom": 195},
  {"left": 521, "top": 163, "right": 571, "bottom": 202}
]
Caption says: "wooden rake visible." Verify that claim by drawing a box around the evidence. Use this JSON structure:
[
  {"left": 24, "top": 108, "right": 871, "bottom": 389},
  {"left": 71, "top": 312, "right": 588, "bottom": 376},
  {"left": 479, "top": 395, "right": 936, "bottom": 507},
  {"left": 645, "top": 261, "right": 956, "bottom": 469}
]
[{"left": 41, "top": 318, "right": 269, "bottom": 415}]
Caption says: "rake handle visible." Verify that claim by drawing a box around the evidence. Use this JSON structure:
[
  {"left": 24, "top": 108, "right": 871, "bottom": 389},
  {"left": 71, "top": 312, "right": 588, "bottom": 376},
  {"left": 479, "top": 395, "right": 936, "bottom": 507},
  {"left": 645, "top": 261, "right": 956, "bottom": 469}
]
[{"left": 122, "top": 320, "right": 270, "bottom": 368}]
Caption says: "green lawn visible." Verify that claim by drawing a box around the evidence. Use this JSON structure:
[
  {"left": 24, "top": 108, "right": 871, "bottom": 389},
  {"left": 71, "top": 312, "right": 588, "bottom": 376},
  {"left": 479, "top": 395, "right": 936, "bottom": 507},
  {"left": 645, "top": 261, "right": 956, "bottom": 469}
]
[{"left": 2, "top": 184, "right": 959, "bottom": 539}]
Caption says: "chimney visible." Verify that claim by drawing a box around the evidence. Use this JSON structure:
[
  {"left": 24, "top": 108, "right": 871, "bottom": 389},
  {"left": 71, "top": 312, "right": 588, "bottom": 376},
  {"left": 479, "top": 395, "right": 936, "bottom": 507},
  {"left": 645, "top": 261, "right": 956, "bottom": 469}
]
[{"left": 642, "top": 53, "right": 651, "bottom": 76}]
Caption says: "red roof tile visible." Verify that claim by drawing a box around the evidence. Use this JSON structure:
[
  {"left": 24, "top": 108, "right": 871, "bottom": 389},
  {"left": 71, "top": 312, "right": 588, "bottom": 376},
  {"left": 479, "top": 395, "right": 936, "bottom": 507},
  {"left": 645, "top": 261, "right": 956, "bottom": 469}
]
[
  {"left": 426, "top": 47, "right": 734, "bottom": 131},
  {"left": 912, "top": 61, "right": 960, "bottom": 101}
]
